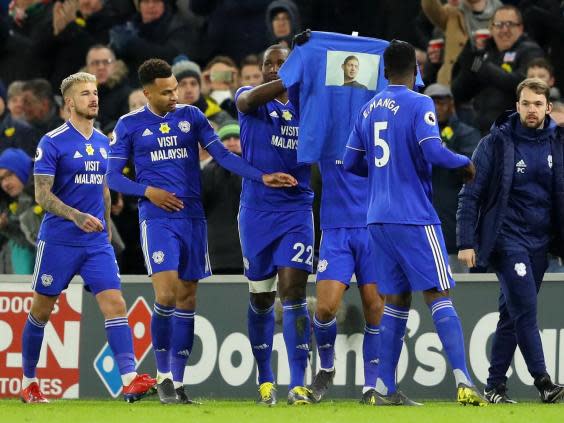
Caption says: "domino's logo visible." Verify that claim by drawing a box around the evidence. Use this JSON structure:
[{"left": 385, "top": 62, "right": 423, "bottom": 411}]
[{"left": 93, "top": 297, "right": 153, "bottom": 397}]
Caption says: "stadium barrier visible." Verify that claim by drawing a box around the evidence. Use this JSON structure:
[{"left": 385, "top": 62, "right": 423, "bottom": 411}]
[{"left": 2, "top": 273, "right": 564, "bottom": 400}]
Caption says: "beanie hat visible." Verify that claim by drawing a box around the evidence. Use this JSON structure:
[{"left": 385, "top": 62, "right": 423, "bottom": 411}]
[
  {"left": 172, "top": 55, "right": 202, "bottom": 86},
  {"left": 217, "top": 122, "right": 240, "bottom": 141},
  {"left": 0, "top": 148, "right": 33, "bottom": 185}
]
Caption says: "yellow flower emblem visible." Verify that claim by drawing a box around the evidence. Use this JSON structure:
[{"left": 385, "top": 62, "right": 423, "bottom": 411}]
[
  {"left": 8, "top": 202, "right": 18, "bottom": 214},
  {"left": 4, "top": 127, "right": 15, "bottom": 137},
  {"left": 33, "top": 205, "right": 44, "bottom": 215},
  {"left": 123, "top": 166, "right": 130, "bottom": 175},
  {"left": 501, "top": 63, "right": 512, "bottom": 73},
  {"left": 441, "top": 126, "right": 454, "bottom": 141},
  {"left": 85, "top": 144, "right": 95, "bottom": 156},
  {"left": 281, "top": 110, "right": 293, "bottom": 121},
  {"left": 75, "top": 17, "right": 86, "bottom": 27},
  {"left": 159, "top": 123, "right": 171, "bottom": 134}
]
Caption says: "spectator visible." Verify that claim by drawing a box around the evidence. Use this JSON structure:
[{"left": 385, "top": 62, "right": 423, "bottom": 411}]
[
  {"left": 0, "top": 81, "right": 38, "bottom": 156},
  {"left": 551, "top": 101, "right": 564, "bottom": 125},
  {"left": 519, "top": 0, "right": 564, "bottom": 95},
  {"left": 0, "top": 0, "right": 51, "bottom": 85},
  {"left": 85, "top": 45, "right": 131, "bottom": 133},
  {"left": 109, "top": 0, "right": 199, "bottom": 85},
  {"left": 266, "top": 0, "right": 300, "bottom": 48},
  {"left": 526, "top": 58, "right": 561, "bottom": 102},
  {"left": 452, "top": 5, "right": 544, "bottom": 134},
  {"left": 190, "top": 0, "right": 271, "bottom": 63},
  {"left": 240, "top": 54, "right": 264, "bottom": 87},
  {"left": 425, "top": 84, "right": 481, "bottom": 273},
  {"left": 128, "top": 88, "right": 147, "bottom": 111},
  {"left": 37, "top": 0, "right": 123, "bottom": 89},
  {"left": 422, "top": 0, "right": 502, "bottom": 86},
  {"left": 21, "top": 79, "right": 64, "bottom": 138},
  {"left": 201, "top": 122, "right": 243, "bottom": 274},
  {"left": 201, "top": 55, "right": 239, "bottom": 119},
  {"left": 6, "top": 81, "right": 26, "bottom": 121},
  {"left": 172, "top": 55, "right": 232, "bottom": 126},
  {"left": 0, "top": 148, "right": 40, "bottom": 274}
]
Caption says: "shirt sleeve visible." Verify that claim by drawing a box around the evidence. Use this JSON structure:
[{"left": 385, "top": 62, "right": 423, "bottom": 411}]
[
  {"left": 414, "top": 95, "right": 441, "bottom": 145},
  {"left": 33, "top": 136, "right": 58, "bottom": 176},
  {"left": 279, "top": 47, "right": 303, "bottom": 90},
  {"left": 194, "top": 107, "right": 221, "bottom": 149},
  {"left": 234, "top": 85, "right": 269, "bottom": 120},
  {"left": 108, "top": 117, "right": 131, "bottom": 160},
  {"left": 346, "top": 112, "right": 366, "bottom": 152}
]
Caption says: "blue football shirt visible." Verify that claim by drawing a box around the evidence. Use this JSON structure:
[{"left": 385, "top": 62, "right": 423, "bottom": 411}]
[
  {"left": 318, "top": 159, "right": 367, "bottom": 229},
  {"left": 346, "top": 85, "right": 443, "bottom": 225},
  {"left": 235, "top": 86, "right": 313, "bottom": 211},
  {"left": 110, "top": 104, "right": 218, "bottom": 221},
  {"left": 34, "top": 122, "right": 109, "bottom": 246}
]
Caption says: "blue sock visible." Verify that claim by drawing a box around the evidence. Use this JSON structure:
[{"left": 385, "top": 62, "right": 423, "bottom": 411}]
[
  {"left": 376, "top": 305, "right": 409, "bottom": 395},
  {"left": 22, "top": 314, "right": 46, "bottom": 378},
  {"left": 313, "top": 314, "right": 336, "bottom": 370},
  {"left": 170, "top": 309, "right": 195, "bottom": 385},
  {"left": 151, "top": 303, "right": 174, "bottom": 374},
  {"left": 430, "top": 298, "right": 473, "bottom": 386},
  {"left": 105, "top": 317, "right": 136, "bottom": 375},
  {"left": 247, "top": 302, "right": 275, "bottom": 384},
  {"left": 363, "top": 324, "right": 380, "bottom": 389},
  {"left": 282, "top": 299, "right": 311, "bottom": 389}
]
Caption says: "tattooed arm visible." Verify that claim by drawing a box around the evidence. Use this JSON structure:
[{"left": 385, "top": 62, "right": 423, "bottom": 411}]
[
  {"left": 103, "top": 181, "right": 112, "bottom": 241},
  {"left": 34, "top": 174, "right": 104, "bottom": 233}
]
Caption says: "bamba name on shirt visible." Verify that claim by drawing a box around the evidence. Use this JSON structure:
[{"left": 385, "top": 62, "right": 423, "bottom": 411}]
[
  {"left": 75, "top": 161, "right": 104, "bottom": 184},
  {"left": 150, "top": 135, "right": 189, "bottom": 162},
  {"left": 363, "top": 97, "right": 400, "bottom": 118}
]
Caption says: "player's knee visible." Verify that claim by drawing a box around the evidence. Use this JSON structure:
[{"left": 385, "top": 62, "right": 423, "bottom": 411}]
[
  {"left": 176, "top": 293, "right": 196, "bottom": 310},
  {"left": 279, "top": 282, "right": 306, "bottom": 302},
  {"left": 30, "top": 297, "right": 56, "bottom": 322},
  {"left": 154, "top": 291, "right": 176, "bottom": 307},
  {"left": 250, "top": 292, "right": 275, "bottom": 310},
  {"left": 101, "top": 295, "right": 127, "bottom": 318},
  {"left": 363, "top": 299, "right": 384, "bottom": 323},
  {"left": 315, "top": 300, "right": 338, "bottom": 321}
]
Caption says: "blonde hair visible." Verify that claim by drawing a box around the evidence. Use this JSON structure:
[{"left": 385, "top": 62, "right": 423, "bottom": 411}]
[
  {"left": 60, "top": 72, "right": 97, "bottom": 97},
  {"left": 516, "top": 77, "right": 550, "bottom": 103}
]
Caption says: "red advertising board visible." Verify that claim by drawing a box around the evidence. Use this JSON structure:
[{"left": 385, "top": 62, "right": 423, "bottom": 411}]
[{"left": 0, "top": 283, "right": 82, "bottom": 398}]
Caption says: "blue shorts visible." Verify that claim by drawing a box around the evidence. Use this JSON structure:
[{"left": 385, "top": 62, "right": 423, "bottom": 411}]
[
  {"left": 368, "top": 223, "right": 455, "bottom": 295},
  {"left": 238, "top": 207, "right": 314, "bottom": 281},
  {"left": 140, "top": 218, "right": 211, "bottom": 281},
  {"left": 32, "top": 240, "right": 120, "bottom": 296},
  {"left": 316, "top": 227, "right": 377, "bottom": 287}
]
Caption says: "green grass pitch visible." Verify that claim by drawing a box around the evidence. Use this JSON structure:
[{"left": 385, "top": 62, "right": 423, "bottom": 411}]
[{"left": 2, "top": 398, "right": 564, "bottom": 423}]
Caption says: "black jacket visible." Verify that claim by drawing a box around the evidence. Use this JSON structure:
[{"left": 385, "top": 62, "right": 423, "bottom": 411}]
[
  {"left": 37, "top": 6, "right": 123, "bottom": 89},
  {"left": 201, "top": 160, "right": 243, "bottom": 273},
  {"left": 0, "top": 4, "right": 52, "bottom": 85},
  {"left": 452, "top": 35, "right": 544, "bottom": 135},
  {"left": 0, "top": 113, "right": 40, "bottom": 158},
  {"left": 112, "top": 8, "right": 199, "bottom": 86},
  {"left": 457, "top": 113, "right": 564, "bottom": 267},
  {"left": 432, "top": 116, "right": 481, "bottom": 254}
]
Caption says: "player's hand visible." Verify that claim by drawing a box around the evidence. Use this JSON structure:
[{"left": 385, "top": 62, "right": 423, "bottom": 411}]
[
  {"left": 459, "top": 161, "right": 476, "bottom": 183},
  {"left": 458, "top": 248, "right": 476, "bottom": 268},
  {"left": 262, "top": 173, "right": 298, "bottom": 188},
  {"left": 145, "top": 186, "right": 184, "bottom": 212},
  {"left": 72, "top": 211, "right": 104, "bottom": 233},
  {"left": 292, "top": 29, "right": 311, "bottom": 48}
]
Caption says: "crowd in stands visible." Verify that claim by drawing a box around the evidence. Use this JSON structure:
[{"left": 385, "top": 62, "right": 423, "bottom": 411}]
[{"left": 0, "top": 0, "right": 562, "bottom": 274}]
